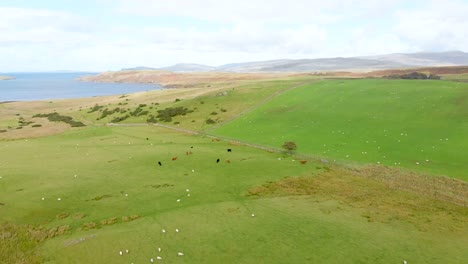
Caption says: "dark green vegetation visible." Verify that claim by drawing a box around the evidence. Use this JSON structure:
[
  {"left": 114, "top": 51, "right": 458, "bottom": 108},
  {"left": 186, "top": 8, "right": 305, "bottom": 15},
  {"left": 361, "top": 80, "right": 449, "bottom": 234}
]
[
  {"left": 1, "top": 76, "right": 467, "bottom": 263},
  {"left": 213, "top": 79, "right": 468, "bottom": 180},
  {"left": 33, "top": 113, "right": 85, "bottom": 127},
  {"left": 386, "top": 72, "right": 441, "bottom": 80}
]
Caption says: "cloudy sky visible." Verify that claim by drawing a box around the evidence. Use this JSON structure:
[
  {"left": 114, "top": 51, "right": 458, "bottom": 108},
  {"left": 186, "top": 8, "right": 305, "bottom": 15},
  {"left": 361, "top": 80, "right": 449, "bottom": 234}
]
[{"left": 0, "top": 0, "right": 467, "bottom": 72}]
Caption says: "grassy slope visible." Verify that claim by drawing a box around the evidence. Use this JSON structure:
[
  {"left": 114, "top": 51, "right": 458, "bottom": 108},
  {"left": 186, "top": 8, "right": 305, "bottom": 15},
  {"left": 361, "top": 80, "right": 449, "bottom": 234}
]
[
  {"left": 1, "top": 77, "right": 467, "bottom": 263},
  {"left": 1, "top": 126, "right": 466, "bottom": 263},
  {"left": 212, "top": 79, "right": 468, "bottom": 180}
]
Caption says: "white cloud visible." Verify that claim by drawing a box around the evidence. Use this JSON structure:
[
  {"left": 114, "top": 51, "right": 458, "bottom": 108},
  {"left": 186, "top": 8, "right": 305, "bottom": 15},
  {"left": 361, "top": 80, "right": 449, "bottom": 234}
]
[
  {"left": 0, "top": 1, "right": 466, "bottom": 71},
  {"left": 395, "top": 0, "right": 468, "bottom": 51}
]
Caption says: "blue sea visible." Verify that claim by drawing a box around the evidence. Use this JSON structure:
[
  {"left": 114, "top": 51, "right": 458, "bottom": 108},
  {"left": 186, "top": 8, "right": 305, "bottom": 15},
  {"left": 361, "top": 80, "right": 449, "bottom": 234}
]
[{"left": 0, "top": 72, "right": 161, "bottom": 101}]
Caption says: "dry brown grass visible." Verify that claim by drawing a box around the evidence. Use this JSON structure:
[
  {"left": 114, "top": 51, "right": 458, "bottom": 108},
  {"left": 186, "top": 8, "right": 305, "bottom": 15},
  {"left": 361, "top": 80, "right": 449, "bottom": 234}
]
[
  {"left": 80, "top": 71, "right": 294, "bottom": 87},
  {"left": 248, "top": 166, "right": 468, "bottom": 232}
]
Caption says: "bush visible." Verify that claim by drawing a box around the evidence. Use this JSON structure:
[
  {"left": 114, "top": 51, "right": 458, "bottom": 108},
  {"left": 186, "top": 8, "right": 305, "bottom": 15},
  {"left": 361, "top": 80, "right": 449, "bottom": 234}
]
[
  {"left": 147, "top": 116, "right": 158, "bottom": 123},
  {"left": 156, "top": 107, "right": 193, "bottom": 122},
  {"left": 137, "top": 110, "right": 149, "bottom": 116},
  {"left": 282, "top": 141, "right": 297, "bottom": 154},
  {"left": 206, "top": 118, "right": 216, "bottom": 124},
  {"left": 32, "top": 124, "right": 42, "bottom": 128},
  {"left": 175, "top": 98, "right": 181, "bottom": 102},
  {"left": 0, "top": 129, "right": 7, "bottom": 133},
  {"left": 210, "top": 111, "right": 218, "bottom": 115},
  {"left": 110, "top": 115, "right": 130, "bottom": 123},
  {"left": 88, "top": 104, "right": 104, "bottom": 113},
  {"left": 33, "top": 113, "right": 85, "bottom": 127},
  {"left": 220, "top": 108, "right": 227, "bottom": 112}
]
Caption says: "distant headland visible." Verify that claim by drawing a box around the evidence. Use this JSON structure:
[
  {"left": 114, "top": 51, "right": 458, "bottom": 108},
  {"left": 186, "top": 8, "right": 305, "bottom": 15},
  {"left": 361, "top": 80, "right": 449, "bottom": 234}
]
[{"left": 0, "top": 75, "right": 15, "bottom": 80}]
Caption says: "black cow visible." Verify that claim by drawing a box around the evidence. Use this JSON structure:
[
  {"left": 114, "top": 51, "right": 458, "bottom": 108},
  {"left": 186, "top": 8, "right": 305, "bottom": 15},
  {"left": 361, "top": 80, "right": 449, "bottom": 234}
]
[
  {"left": 227, "top": 149, "right": 232, "bottom": 152},
  {"left": 216, "top": 158, "right": 220, "bottom": 163},
  {"left": 158, "top": 161, "right": 162, "bottom": 166}
]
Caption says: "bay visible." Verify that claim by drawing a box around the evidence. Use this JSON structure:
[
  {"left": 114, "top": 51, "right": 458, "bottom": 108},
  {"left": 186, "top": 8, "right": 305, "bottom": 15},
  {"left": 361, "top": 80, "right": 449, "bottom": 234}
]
[{"left": 0, "top": 72, "right": 161, "bottom": 102}]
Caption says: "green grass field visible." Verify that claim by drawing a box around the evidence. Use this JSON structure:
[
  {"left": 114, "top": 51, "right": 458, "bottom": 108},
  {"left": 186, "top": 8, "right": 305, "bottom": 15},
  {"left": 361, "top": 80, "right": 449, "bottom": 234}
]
[
  {"left": 212, "top": 79, "right": 468, "bottom": 180},
  {"left": 1, "top": 77, "right": 467, "bottom": 263}
]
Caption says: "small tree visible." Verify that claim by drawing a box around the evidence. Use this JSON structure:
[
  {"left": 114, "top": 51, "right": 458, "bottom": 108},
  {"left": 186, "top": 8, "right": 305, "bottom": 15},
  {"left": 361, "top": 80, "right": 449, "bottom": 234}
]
[{"left": 282, "top": 141, "right": 297, "bottom": 154}]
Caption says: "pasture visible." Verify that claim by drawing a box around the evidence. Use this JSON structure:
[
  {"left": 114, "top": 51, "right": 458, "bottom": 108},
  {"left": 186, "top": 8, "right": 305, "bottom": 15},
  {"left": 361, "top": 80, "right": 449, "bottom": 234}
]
[
  {"left": 1, "top": 76, "right": 467, "bottom": 263},
  {"left": 212, "top": 79, "right": 468, "bottom": 180}
]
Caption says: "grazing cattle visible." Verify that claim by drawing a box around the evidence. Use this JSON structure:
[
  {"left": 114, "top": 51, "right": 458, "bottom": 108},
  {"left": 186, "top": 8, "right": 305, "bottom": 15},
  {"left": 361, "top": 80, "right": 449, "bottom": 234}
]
[
  {"left": 172, "top": 156, "right": 178, "bottom": 161},
  {"left": 226, "top": 159, "right": 231, "bottom": 163},
  {"left": 300, "top": 160, "right": 307, "bottom": 164},
  {"left": 216, "top": 158, "right": 220, "bottom": 163},
  {"left": 158, "top": 161, "right": 162, "bottom": 166},
  {"left": 227, "top": 149, "right": 232, "bottom": 152}
]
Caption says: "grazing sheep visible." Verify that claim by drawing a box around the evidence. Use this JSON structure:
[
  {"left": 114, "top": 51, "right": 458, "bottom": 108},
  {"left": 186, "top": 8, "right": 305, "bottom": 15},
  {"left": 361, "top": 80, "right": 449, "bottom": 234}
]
[
  {"left": 162, "top": 229, "right": 166, "bottom": 233},
  {"left": 176, "top": 228, "right": 179, "bottom": 232},
  {"left": 187, "top": 194, "right": 191, "bottom": 197},
  {"left": 176, "top": 199, "right": 181, "bottom": 202},
  {"left": 251, "top": 214, "right": 255, "bottom": 217},
  {"left": 158, "top": 247, "right": 161, "bottom": 252},
  {"left": 186, "top": 189, "right": 190, "bottom": 192},
  {"left": 156, "top": 256, "right": 162, "bottom": 260},
  {"left": 178, "top": 252, "right": 184, "bottom": 256},
  {"left": 57, "top": 198, "right": 61, "bottom": 201},
  {"left": 125, "top": 249, "right": 129, "bottom": 254},
  {"left": 150, "top": 258, "right": 154, "bottom": 262},
  {"left": 172, "top": 156, "right": 178, "bottom": 161},
  {"left": 41, "top": 197, "right": 45, "bottom": 200},
  {"left": 119, "top": 251, "right": 123, "bottom": 256}
]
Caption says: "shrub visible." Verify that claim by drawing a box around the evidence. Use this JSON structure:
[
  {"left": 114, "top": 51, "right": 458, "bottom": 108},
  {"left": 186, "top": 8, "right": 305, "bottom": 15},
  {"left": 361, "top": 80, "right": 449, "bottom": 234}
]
[
  {"left": 0, "top": 129, "right": 7, "bottom": 133},
  {"left": 175, "top": 98, "right": 181, "bottom": 102},
  {"left": 147, "top": 116, "right": 158, "bottom": 123},
  {"left": 88, "top": 104, "right": 104, "bottom": 113},
  {"left": 282, "top": 141, "right": 297, "bottom": 154},
  {"left": 32, "top": 124, "right": 42, "bottom": 128},
  {"left": 156, "top": 107, "right": 193, "bottom": 122},
  {"left": 33, "top": 113, "right": 85, "bottom": 127},
  {"left": 110, "top": 115, "right": 130, "bottom": 123},
  {"left": 210, "top": 111, "right": 218, "bottom": 115},
  {"left": 206, "top": 118, "right": 216, "bottom": 124},
  {"left": 220, "top": 108, "right": 227, "bottom": 112}
]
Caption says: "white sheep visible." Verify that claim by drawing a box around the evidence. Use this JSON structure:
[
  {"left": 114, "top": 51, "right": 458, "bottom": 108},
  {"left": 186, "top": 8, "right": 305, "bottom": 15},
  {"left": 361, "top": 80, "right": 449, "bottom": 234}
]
[
  {"left": 157, "top": 256, "right": 162, "bottom": 260},
  {"left": 150, "top": 258, "right": 154, "bottom": 262},
  {"left": 162, "top": 229, "right": 166, "bottom": 233},
  {"left": 176, "top": 228, "right": 179, "bottom": 232},
  {"left": 158, "top": 247, "right": 161, "bottom": 252},
  {"left": 119, "top": 251, "right": 123, "bottom": 256},
  {"left": 125, "top": 249, "right": 129, "bottom": 254},
  {"left": 178, "top": 252, "right": 184, "bottom": 256}
]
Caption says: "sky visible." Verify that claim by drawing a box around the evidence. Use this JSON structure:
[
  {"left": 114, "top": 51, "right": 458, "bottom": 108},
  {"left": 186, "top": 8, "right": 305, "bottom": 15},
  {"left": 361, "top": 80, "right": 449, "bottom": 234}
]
[{"left": 0, "top": 0, "right": 467, "bottom": 72}]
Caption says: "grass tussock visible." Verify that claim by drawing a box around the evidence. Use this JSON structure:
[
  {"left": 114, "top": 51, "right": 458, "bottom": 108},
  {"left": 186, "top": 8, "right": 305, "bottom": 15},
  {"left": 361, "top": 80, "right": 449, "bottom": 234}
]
[{"left": 0, "top": 222, "right": 72, "bottom": 264}]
